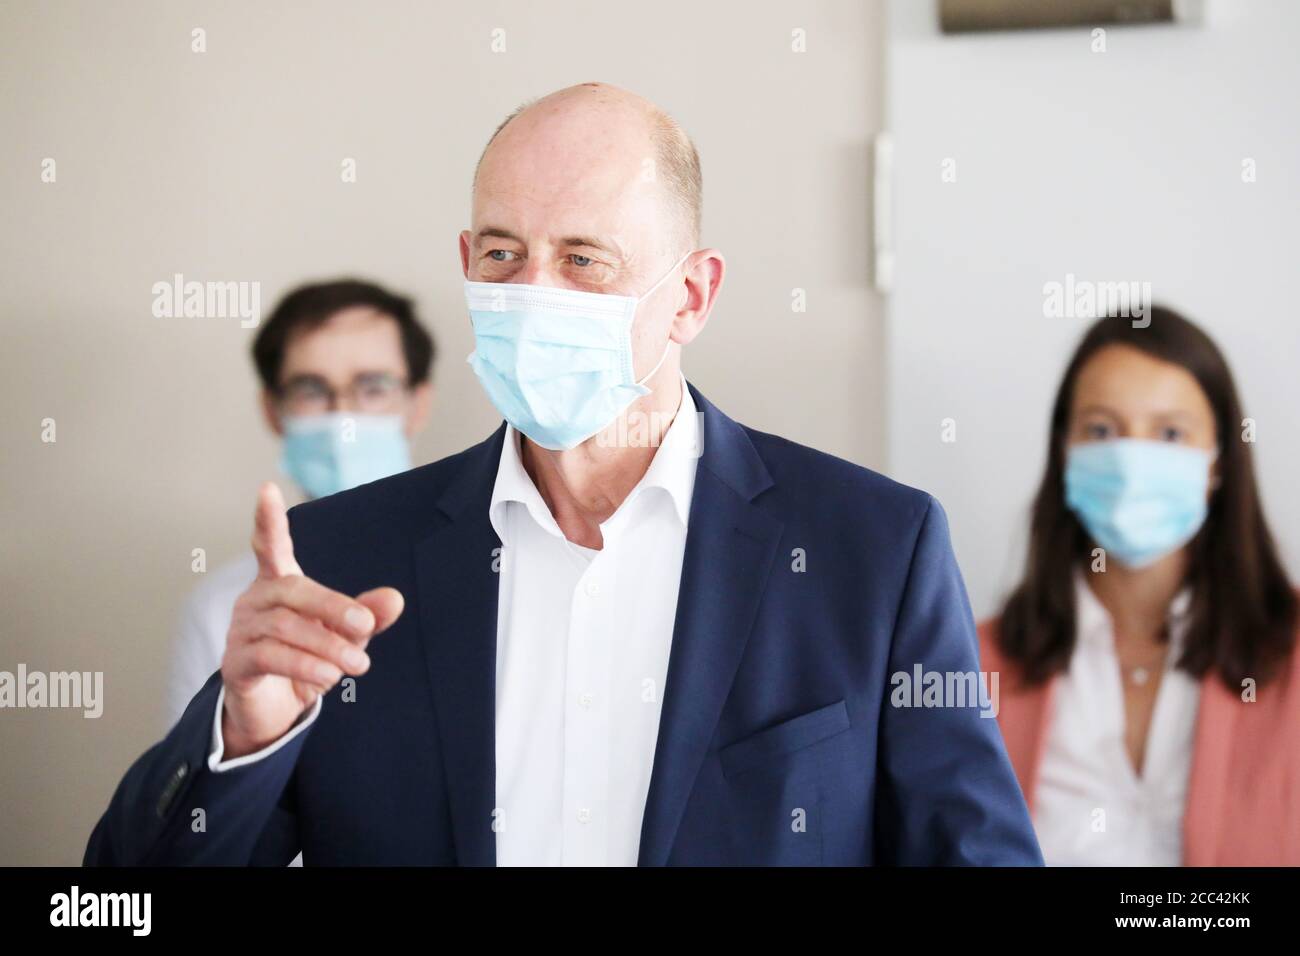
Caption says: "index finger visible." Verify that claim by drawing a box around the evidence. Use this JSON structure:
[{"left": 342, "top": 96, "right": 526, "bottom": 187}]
[{"left": 252, "top": 481, "right": 302, "bottom": 580}]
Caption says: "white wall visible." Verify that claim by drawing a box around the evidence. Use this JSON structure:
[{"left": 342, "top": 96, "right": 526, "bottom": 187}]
[{"left": 885, "top": 0, "right": 1300, "bottom": 619}]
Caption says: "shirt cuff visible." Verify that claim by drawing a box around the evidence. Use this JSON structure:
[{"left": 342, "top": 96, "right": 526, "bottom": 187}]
[{"left": 208, "top": 683, "right": 323, "bottom": 773}]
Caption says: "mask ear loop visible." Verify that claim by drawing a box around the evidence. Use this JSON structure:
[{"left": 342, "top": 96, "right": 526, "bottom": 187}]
[
  {"left": 636, "top": 251, "right": 692, "bottom": 302},
  {"left": 635, "top": 339, "right": 673, "bottom": 387},
  {"left": 632, "top": 251, "right": 692, "bottom": 388}
]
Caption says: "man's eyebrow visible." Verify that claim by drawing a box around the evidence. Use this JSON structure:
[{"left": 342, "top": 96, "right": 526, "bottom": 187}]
[
  {"left": 559, "top": 235, "right": 622, "bottom": 257},
  {"left": 280, "top": 372, "right": 329, "bottom": 385},
  {"left": 473, "top": 226, "right": 524, "bottom": 244}
]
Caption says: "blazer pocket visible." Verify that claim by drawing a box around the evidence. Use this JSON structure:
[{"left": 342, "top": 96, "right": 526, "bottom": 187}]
[{"left": 719, "top": 699, "right": 851, "bottom": 780}]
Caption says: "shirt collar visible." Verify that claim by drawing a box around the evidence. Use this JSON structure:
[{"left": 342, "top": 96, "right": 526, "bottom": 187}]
[
  {"left": 489, "top": 425, "right": 561, "bottom": 544},
  {"left": 488, "top": 373, "right": 699, "bottom": 545},
  {"left": 627, "top": 373, "right": 699, "bottom": 528}
]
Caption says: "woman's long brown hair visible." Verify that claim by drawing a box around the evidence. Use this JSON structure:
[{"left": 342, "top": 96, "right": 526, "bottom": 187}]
[{"left": 998, "top": 306, "right": 1297, "bottom": 690}]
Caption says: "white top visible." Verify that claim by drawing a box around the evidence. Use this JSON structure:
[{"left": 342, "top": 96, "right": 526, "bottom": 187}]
[
  {"left": 166, "top": 552, "right": 258, "bottom": 730},
  {"left": 206, "top": 377, "right": 701, "bottom": 869},
  {"left": 1032, "top": 572, "right": 1201, "bottom": 866}
]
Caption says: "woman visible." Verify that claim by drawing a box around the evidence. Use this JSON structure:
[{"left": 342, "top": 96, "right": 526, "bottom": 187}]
[{"left": 980, "top": 305, "right": 1299, "bottom": 865}]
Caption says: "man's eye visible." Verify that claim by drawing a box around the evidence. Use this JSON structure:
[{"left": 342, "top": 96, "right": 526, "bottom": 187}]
[
  {"left": 488, "top": 250, "right": 516, "bottom": 262},
  {"left": 288, "top": 381, "right": 328, "bottom": 399},
  {"left": 570, "top": 254, "right": 593, "bottom": 267},
  {"left": 1160, "top": 426, "right": 1185, "bottom": 442}
]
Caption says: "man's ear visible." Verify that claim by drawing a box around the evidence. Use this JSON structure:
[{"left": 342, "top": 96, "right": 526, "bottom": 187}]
[
  {"left": 670, "top": 249, "right": 725, "bottom": 347},
  {"left": 405, "top": 382, "right": 434, "bottom": 437},
  {"left": 459, "top": 231, "right": 473, "bottom": 278},
  {"left": 261, "top": 390, "right": 284, "bottom": 437}
]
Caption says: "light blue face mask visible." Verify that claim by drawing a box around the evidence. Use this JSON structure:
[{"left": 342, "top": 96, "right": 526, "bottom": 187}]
[
  {"left": 280, "top": 412, "right": 412, "bottom": 499},
  {"left": 464, "top": 253, "right": 689, "bottom": 451},
  {"left": 1064, "top": 438, "right": 1215, "bottom": 569}
]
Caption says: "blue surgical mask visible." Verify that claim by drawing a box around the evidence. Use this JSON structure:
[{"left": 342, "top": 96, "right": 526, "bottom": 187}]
[
  {"left": 280, "top": 412, "right": 412, "bottom": 499},
  {"left": 464, "top": 254, "right": 688, "bottom": 451},
  {"left": 1064, "top": 438, "right": 1215, "bottom": 569}
]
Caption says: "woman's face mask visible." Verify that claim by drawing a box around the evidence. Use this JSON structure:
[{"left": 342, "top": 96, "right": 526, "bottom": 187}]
[{"left": 1064, "top": 438, "right": 1216, "bottom": 569}]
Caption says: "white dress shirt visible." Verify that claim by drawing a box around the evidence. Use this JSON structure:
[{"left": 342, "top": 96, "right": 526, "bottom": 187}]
[
  {"left": 490, "top": 377, "right": 698, "bottom": 865},
  {"left": 1032, "top": 572, "right": 1201, "bottom": 866},
  {"left": 207, "top": 376, "right": 700, "bottom": 868}
]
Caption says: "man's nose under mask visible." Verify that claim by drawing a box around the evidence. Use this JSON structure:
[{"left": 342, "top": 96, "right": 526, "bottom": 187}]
[
  {"left": 280, "top": 411, "right": 412, "bottom": 499},
  {"left": 464, "top": 253, "right": 688, "bottom": 451}
]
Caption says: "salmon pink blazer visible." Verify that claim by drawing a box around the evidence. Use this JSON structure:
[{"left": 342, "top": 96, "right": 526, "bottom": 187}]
[{"left": 977, "top": 617, "right": 1300, "bottom": 865}]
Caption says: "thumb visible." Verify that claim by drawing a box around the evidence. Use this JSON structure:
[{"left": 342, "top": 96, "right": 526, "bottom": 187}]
[
  {"left": 252, "top": 481, "right": 302, "bottom": 579},
  {"left": 355, "top": 587, "right": 405, "bottom": 637}
]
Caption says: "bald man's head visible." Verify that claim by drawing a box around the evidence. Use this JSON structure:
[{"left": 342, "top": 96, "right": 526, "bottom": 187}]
[{"left": 473, "top": 83, "right": 702, "bottom": 250}]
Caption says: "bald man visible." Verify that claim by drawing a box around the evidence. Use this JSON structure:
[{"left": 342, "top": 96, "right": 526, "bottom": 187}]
[{"left": 86, "top": 83, "right": 1041, "bottom": 866}]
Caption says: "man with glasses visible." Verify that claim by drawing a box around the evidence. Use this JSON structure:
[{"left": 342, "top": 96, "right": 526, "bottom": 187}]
[{"left": 164, "top": 279, "right": 435, "bottom": 729}]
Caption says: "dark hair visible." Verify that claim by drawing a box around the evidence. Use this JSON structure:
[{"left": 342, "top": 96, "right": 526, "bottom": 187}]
[
  {"left": 251, "top": 279, "right": 435, "bottom": 389},
  {"left": 998, "top": 305, "right": 1297, "bottom": 691}
]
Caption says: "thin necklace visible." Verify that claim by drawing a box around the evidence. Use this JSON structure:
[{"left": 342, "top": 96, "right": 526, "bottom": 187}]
[{"left": 1119, "top": 637, "right": 1170, "bottom": 686}]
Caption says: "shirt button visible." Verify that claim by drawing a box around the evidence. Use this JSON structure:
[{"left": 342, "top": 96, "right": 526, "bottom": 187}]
[
  {"left": 584, "top": 579, "right": 600, "bottom": 597},
  {"left": 577, "top": 808, "right": 592, "bottom": 824},
  {"left": 579, "top": 693, "right": 594, "bottom": 709}
]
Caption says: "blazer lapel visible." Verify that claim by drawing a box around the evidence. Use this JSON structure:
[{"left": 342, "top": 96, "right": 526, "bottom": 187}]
[
  {"left": 638, "top": 385, "right": 785, "bottom": 865},
  {"left": 416, "top": 425, "right": 506, "bottom": 866}
]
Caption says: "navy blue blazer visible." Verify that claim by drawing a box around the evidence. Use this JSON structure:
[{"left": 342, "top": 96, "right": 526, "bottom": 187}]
[{"left": 85, "top": 383, "right": 1042, "bottom": 866}]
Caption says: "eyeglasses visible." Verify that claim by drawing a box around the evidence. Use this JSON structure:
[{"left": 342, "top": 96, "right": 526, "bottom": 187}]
[{"left": 276, "top": 372, "right": 409, "bottom": 416}]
